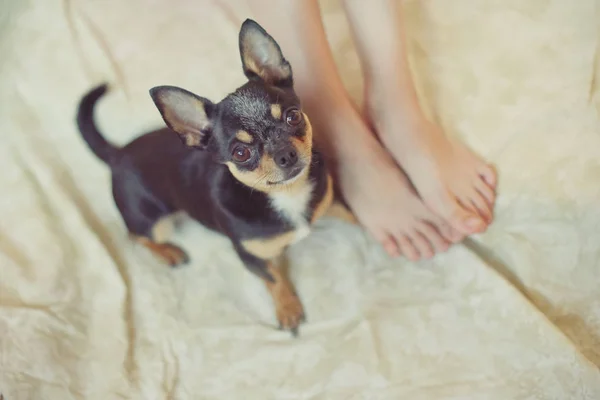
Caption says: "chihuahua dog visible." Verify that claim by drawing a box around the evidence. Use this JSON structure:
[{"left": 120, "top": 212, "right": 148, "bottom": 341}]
[{"left": 76, "top": 19, "right": 354, "bottom": 336}]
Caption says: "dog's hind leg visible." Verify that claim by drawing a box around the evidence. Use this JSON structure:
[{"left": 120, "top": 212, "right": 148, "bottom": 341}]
[
  {"left": 131, "top": 234, "right": 189, "bottom": 267},
  {"left": 137, "top": 213, "right": 189, "bottom": 266},
  {"left": 112, "top": 175, "right": 189, "bottom": 267}
]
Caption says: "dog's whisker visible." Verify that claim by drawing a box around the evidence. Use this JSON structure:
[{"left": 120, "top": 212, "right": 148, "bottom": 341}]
[{"left": 249, "top": 172, "right": 272, "bottom": 194}]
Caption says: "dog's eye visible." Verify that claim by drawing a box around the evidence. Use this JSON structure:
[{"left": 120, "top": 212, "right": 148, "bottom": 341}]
[
  {"left": 232, "top": 146, "right": 251, "bottom": 163},
  {"left": 285, "top": 108, "right": 302, "bottom": 126}
]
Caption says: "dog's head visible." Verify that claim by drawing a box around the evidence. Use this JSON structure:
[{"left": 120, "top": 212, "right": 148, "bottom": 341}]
[{"left": 150, "top": 19, "right": 312, "bottom": 192}]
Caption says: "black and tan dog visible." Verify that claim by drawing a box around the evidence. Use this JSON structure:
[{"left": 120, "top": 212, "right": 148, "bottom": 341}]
[{"left": 76, "top": 19, "right": 354, "bottom": 335}]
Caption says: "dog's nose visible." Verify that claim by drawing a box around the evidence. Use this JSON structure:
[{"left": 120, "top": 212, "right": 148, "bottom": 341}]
[{"left": 274, "top": 147, "right": 298, "bottom": 168}]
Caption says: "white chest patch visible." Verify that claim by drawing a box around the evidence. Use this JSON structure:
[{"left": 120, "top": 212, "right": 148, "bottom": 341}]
[{"left": 269, "top": 182, "right": 314, "bottom": 244}]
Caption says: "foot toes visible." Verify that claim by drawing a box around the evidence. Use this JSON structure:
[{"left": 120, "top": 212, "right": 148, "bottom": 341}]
[
  {"left": 417, "top": 222, "right": 450, "bottom": 253},
  {"left": 397, "top": 235, "right": 421, "bottom": 261},
  {"left": 426, "top": 190, "right": 482, "bottom": 236},
  {"left": 466, "top": 190, "right": 492, "bottom": 224},
  {"left": 410, "top": 231, "right": 435, "bottom": 259},
  {"left": 475, "top": 178, "right": 496, "bottom": 209},
  {"left": 372, "top": 229, "right": 401, "bottom": 257},
  {"left": 479, "top": 164, "right": 497, "bottom": 188},
  {"left": 443, "top": 197, "right": 485, "bottom": 235}
]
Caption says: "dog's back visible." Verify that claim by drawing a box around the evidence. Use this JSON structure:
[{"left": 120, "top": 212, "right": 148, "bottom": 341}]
[{"left": 76, "top": 84, "right": 222, "bottom": 234}]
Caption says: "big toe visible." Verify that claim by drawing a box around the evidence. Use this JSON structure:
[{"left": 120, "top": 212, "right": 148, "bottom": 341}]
[
  {"left": 465, "top": 189, "right": 493, "bottom": 224},
  {"left": 458, "top": 213, "right": 486, "bottom": 235},
  {"left": 447, "top": 201, "right": 485, "bottom": 235},
  {"left": 428, "top": 193, "right": 485, "bottom": 235}
]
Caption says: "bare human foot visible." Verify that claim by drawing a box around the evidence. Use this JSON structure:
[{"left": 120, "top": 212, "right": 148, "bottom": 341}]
[
  {"left": 247, "top": 0, "right": 463, "bottom": 259},
  {"left": 343, "top": 0, "right": 498, "bottom": 235},
  {"left": 365, "top": 83, "right": 497, "bottom": 235},
  {"left": 322, "top": 101, "right": 463, "bottom": 260}
]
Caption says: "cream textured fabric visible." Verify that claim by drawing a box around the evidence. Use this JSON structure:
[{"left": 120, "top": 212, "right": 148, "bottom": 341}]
[{"left": 1, "top": 0, "right": 600, "bottom": 399}]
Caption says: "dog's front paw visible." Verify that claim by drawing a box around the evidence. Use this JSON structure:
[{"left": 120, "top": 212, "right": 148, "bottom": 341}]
[{"left": 275, "top": 292, "right": 306, "bottom": 337}]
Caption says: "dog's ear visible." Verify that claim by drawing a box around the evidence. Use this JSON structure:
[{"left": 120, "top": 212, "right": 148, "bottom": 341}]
[
  {"left": 239, "top": 19, "right": 292, "bottom": 87},
  {"left": 149, "top": 86, "right": 215, "bottom": 150}
]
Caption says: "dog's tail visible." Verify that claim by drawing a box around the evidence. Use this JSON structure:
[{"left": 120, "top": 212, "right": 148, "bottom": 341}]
[{"left": 76, "top": 83, "right": 119, "bottom": 165}]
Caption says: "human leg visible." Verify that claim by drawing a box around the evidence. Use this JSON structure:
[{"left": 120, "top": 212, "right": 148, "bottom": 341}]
[
  {"left": 246, "top": 0, "right": 460, "bottom": 260},
  {"left": 343, "top": 0, "right": 497, "bottom": 235}
]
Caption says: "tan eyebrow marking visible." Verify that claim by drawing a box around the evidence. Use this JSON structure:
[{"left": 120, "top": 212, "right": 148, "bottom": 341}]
[
  {"left": 270, "top": 104, "right": 282, "bottom": 120},
  {"left": 235, "top": 130, "right": 254, "bottom": 144}
]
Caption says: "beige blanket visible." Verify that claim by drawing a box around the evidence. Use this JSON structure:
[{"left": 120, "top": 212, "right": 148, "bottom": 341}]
[{"left": 1, "top": 0, "right": 600, "bottom": 398}]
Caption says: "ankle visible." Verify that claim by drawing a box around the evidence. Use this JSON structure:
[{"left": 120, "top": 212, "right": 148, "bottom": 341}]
[
  {"left": 364, "top": 57, "right": 429, "bottom": 118},
  {"left": 312, "top": 104, "right": 379, "bottom": 159}
]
